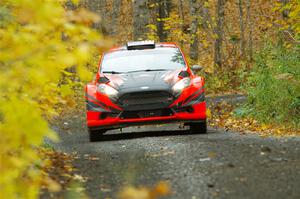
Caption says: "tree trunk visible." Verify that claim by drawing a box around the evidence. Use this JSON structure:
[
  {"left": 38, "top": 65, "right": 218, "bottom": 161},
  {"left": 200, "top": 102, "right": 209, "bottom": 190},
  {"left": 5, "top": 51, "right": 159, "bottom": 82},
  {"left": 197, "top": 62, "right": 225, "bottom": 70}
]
[
  {"left": 156, "top": 0, "right": 172, "bottom": 42},
  {"left": 280, "top": 0, "right": 290, "bottom": 19},
  {"left": 133, "top": 0, "right": 150, "bottom": 40},
  {"left": 214, "top": 0, "right": 225, "bottom": 67},
  {"left": 199, "top": 0, "right": 210, "bottom": 30},
  {"left": 238, "top": 0, "right": 246, "bottom": 58},
  {"left": 178, "top": 0, "right": 184, "bottom": 28},
  {"left": 189, "top": 0, "right": 199, "bottom": 61},
  {"left": 111, "top": 0, "right": 122, "bottom": 36},
  {"left": 81, "top": 0, "right": 110, "bottom": 35},
  {"left": 178, "top": 0, "right": 185, "bottom": 46},
  {"left": 246, "top": 0, "right": 253, "bottom": 61}
]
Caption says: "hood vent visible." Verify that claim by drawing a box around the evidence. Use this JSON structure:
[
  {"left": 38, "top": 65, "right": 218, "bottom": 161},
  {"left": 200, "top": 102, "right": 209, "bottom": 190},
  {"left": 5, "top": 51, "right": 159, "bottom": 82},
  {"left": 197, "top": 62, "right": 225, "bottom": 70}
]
[
  {"left": 98, "top": 76, "right": 110, "bottom": 83},
  {"left": 178, "top": 70, "right": 190, "bottom": 78}
]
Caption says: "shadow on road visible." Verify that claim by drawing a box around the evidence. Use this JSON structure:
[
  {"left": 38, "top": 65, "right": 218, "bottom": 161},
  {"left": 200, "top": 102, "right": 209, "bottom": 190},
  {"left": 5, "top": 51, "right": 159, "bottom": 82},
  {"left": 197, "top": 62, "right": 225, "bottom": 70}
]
[{"left": 91, "top": 129, "right": 212, "bottom": 142}]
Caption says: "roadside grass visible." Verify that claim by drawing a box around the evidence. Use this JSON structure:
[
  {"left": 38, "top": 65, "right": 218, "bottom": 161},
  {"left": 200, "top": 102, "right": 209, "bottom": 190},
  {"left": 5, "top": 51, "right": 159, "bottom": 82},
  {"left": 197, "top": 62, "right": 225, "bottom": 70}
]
[
  {"left": 204, "top": 67, "right": 248, "bottom": 95},
  {"left": 207, "top": 43, "right": 299, "bottom": 136},
  {"left": 241, "top": 44, "right": 300, "bottom": 130},
  {"left": 208, "top": 102, "right": 299, "bottom": 137}
]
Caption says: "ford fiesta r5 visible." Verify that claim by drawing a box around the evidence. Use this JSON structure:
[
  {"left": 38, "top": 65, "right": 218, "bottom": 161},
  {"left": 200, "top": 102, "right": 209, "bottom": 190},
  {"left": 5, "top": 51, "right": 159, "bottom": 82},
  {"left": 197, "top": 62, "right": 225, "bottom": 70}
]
[{"left": 85, "top": 41, "right": 207, "bottom": 142}]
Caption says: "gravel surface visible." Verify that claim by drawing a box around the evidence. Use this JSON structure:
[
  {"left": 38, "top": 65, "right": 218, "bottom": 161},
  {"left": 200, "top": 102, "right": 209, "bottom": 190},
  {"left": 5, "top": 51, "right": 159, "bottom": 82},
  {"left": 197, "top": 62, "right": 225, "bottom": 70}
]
[
  {"left": 51, "top": 115, "right": 300, "bottom": 199},
  {"left": 46, "top": 94, "right": 299, "bottom": 198}
]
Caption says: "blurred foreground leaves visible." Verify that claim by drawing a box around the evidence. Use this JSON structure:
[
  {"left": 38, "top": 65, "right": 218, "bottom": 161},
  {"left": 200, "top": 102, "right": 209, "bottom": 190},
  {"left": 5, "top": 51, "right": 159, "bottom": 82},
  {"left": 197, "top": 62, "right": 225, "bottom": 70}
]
[
  {"left": 0, "top": 0, "right": 104, "bottom": 198},
  {"left": 39, "top": 148, "right": 88, "bottom": 199},
  {"left": 118, "top": 181, "right": 171, "bottom": 199}
]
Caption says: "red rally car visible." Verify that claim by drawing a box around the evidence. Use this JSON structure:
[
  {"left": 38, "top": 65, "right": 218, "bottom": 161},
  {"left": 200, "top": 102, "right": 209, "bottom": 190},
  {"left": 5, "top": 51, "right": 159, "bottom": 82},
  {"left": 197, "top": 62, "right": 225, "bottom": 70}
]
[{"left": 85, "top": 41, "right": 207, "bottom": 141}]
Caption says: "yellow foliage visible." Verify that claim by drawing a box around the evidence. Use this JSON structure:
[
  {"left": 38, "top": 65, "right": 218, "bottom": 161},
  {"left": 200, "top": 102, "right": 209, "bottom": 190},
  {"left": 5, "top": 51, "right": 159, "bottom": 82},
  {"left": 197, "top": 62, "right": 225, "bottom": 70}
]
[
  {"left": 206, "top": 108, "right": 212, "bottom": 119},
  {"left": 146, "top": 24, "right": 159, "bottom": 41},
  {"left": 0, "top": 0, "right": 103, "bottom": 198},
  {"left": 118, "top": 181, "right": 171, "bottom": 199},
  {"left": 276, "top": 0, "right": 300, "bottom": 42}
]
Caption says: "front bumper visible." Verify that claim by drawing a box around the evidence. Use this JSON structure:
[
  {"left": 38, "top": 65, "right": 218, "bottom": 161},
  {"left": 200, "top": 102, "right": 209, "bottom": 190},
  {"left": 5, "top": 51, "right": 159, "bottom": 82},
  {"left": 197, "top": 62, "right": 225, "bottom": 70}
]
[{"left": 87, "top": 101, "right": 206, "bottom": 130}]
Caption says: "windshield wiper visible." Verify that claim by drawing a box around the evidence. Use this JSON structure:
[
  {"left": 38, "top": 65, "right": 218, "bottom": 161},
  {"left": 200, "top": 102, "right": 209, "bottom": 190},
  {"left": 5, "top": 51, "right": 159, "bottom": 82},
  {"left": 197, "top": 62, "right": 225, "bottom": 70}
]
[
  {"left": 102, "top": 71, "right": 123, "bottom": 74},
  {"left": 126, "top": 69, "right": 168, "bottom": 73}
]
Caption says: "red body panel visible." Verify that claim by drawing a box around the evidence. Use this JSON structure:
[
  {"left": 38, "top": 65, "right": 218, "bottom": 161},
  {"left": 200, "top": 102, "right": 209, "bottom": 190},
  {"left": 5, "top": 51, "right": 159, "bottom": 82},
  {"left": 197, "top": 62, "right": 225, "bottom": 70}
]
[
  {"left": 85, "top": 42, "right": 206, "bottom": 130},
  {"left": 87, "top": 102, "right": 206, "bottom": 128}
]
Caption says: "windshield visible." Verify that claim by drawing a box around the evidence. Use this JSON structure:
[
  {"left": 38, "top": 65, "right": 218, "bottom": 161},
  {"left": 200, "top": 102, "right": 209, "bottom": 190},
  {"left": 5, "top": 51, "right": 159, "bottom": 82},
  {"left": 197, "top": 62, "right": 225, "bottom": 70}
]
[{"left": 100, "top": 47, "right": 186, "bottom": 73}]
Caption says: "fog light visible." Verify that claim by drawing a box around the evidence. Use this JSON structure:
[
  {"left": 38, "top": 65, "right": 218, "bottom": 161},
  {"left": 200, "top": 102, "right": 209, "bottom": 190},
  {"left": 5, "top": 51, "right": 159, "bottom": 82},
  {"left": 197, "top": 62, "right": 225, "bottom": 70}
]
[
  {"left": 99, "top": 113, "right": 107, "bottom": 119},
  {"left": 187, "top": 107, "right": 194, "bottom": 113}
]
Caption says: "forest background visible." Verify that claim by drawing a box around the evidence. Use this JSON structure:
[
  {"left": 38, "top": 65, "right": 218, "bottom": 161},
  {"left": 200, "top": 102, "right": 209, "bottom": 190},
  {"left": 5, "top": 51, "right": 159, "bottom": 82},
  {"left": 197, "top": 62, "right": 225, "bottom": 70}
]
[{"left": 0, "top": 0, "right": 299, "bottom": 198}]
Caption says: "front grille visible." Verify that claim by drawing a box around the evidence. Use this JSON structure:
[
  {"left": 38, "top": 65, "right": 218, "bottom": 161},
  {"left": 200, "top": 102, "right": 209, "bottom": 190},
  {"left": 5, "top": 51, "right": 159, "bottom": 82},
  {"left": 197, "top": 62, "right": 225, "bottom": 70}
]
[
  {"left": 118, "top": 91, "right": 174, "bottom": 110},
  {"left": 120, "top": 108, "right": 173, "bottom": 119}
]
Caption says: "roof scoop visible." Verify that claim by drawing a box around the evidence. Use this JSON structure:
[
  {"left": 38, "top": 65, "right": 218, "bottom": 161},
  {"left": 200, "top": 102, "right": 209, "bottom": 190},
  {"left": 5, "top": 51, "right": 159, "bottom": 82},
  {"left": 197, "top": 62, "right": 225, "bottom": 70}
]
[{"left": 127, "top": 40, "right": 155, "bottom": 50}]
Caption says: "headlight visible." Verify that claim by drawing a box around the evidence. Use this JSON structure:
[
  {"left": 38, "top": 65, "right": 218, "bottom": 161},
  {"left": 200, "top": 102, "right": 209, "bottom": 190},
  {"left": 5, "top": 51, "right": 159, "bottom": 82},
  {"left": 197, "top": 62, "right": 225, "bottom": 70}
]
[
  {"left": 97, "top": 84, "right": 118, "bottom": 99},
  {"left": 172, "top": 78, "right": 190, "bottom": 95}
]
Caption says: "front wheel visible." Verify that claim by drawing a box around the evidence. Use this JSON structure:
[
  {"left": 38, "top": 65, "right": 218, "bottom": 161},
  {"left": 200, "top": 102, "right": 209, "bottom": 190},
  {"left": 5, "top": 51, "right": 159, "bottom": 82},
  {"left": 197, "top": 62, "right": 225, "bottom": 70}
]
[
  {"left": 88, "top": 129, "right": 106, "bottom": 142},
  {"left": 189, "top": 120, "right": 207, "bottom": 134}
]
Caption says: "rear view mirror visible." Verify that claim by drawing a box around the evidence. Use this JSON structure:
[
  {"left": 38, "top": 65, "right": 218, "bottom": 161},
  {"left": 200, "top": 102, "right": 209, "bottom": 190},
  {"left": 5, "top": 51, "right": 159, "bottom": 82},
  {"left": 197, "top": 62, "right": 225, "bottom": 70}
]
[{"left": 191, "top": 65, "right": 203, "bottom": 72}]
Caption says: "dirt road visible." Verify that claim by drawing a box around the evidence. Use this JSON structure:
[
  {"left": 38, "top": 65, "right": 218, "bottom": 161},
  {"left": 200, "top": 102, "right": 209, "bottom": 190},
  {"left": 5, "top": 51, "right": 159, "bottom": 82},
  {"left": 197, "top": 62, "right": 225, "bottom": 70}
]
[{"left": 51, "top": 102, "right": 300, "bottom": 199}]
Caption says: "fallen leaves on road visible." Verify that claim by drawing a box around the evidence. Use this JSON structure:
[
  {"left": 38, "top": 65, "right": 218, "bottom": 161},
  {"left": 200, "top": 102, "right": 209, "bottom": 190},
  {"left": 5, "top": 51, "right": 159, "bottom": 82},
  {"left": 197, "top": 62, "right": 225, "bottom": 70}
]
[
  {"left": 209, "top": 102, "right": 299, "bottom": 136},
  {"left": 118, "top": 181, "right": 171, "bottom": 199},
  {"left": 39, "top": 148, "right": 75, "bottom": 191},
  {"left": 39, "top": 148, "right": 87, "bottom": 198},
  {"left": 83, "top": 154, "right": 100, "bottom": 161}
]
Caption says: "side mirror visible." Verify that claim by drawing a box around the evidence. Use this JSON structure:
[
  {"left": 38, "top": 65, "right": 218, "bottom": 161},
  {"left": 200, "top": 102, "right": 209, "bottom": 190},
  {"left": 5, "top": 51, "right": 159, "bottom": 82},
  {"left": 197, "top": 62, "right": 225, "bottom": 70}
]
[{"left": 191, "top": 65, "right": 203, "bottom": 72}]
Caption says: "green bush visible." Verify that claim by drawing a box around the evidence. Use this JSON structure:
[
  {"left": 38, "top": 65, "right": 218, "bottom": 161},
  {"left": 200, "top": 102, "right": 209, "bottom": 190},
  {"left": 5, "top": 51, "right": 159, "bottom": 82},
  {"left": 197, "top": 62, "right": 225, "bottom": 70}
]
[{"left": 241, "top": 44, "right": 300, "bottom": 128}]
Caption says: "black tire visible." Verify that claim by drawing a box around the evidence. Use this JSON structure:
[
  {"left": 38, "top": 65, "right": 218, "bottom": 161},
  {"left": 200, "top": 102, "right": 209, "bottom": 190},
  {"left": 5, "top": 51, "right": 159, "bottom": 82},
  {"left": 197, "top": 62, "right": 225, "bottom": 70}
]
[
  {"left": 189, "top": 120, "right": 207, "bottom": 134},
  {"left": 88, "top": 129, "right": 106, "bottom": 142}
]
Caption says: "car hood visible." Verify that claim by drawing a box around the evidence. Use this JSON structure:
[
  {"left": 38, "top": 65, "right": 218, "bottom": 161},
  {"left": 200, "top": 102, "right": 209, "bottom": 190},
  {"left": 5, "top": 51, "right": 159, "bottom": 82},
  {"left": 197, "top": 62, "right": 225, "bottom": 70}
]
[{"left": 104, "top": 70, "right": 183, "bottom": 92}]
